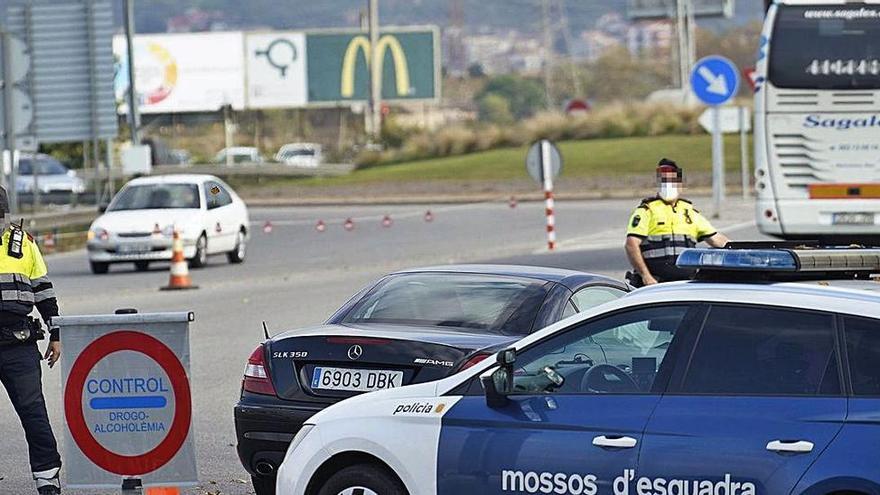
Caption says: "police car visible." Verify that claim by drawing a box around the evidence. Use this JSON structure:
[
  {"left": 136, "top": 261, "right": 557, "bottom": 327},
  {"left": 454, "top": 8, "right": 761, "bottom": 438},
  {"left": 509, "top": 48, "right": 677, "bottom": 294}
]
[{"left": 275, "top": 245, "right": 880, "bottom": 495}]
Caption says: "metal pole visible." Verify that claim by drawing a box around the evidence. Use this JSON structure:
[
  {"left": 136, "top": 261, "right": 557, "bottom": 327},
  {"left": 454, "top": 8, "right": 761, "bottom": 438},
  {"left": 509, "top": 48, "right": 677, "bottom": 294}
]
[
  {"left": 3, "top": 33, "right": 18, "bottom": 215},
  {"left": 675, "top": 0, "right": 688, "bottom": 103},
  {"left": 124, "top": 0, "right": 141, "bottom": 144},
  {"left": 541, "top": 140, "right": 556, "bottom": 250},
  {"left": 224, "top": 105, "right": 234, "bottom": 167},
  {"left": 368, "top": 0, "right": 381, "bottom": 141},
  {"left": 541, "top": 0, "right": 554, "bottom": 109},
  {"left": 686, "top": 0, "right": 696, "bottom": 81},
  {"left": 739, "top": 106, "right": 750, "bottom": 199},
  {"left": 105, "top": 138, "right": 114, "bottom": 200},
  {"left": 32, "top": 152, "right": 40, "bottom": 210},
  {"left": 712, "top": 106, "right": 725, "bottom": 218}
]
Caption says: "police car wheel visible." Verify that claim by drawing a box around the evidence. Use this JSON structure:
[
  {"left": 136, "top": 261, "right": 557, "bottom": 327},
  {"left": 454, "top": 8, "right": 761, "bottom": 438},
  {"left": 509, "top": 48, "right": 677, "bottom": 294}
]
[{"left": 317, "top": 464, "right": 407, "bottom": 495}]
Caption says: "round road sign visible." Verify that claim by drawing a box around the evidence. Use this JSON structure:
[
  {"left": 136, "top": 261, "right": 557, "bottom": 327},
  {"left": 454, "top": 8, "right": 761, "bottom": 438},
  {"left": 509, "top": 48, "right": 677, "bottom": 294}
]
[
  {"left": 64, "top": 330, "right": 192, "bottom": 475},
  {"left": 526, "top": 140, "right": 563, "bottom": 183}
]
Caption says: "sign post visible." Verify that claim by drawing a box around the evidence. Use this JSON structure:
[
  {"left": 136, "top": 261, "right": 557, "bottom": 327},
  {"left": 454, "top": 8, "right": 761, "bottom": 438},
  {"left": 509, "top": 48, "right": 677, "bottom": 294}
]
[
  {"left": 526, "top": 140, "right": 563, "bottom": 250},
  {"left": 56, "top": 311, "right": 197, "bottom": 490},
  {"left": 690, "top": 55, "right": 739, "bottom": 218}
]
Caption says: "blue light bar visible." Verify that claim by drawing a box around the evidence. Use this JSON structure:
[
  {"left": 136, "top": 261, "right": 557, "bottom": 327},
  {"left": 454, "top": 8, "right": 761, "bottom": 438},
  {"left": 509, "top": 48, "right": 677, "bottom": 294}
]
[{"left": 677, "top": 249, "right": 798, "bottom": 271}]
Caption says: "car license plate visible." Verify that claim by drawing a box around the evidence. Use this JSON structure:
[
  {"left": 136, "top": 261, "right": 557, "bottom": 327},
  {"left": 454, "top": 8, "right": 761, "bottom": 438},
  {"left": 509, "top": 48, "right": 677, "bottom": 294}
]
[
  {"left": 117, "top": 242, "right": 151, "bottom": 254},
  {"left": 311, "top": 367, "right": 403, "bottom": 392},
  {"left": 832, "top": 212, "right": 875, "bottom": 225}
]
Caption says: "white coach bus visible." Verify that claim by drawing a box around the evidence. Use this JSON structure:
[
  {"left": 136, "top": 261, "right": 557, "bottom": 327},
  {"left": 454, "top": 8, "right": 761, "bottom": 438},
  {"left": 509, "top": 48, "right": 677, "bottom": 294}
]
[{"left": 755, "top": 0, "right": 880, "bottom": 243}]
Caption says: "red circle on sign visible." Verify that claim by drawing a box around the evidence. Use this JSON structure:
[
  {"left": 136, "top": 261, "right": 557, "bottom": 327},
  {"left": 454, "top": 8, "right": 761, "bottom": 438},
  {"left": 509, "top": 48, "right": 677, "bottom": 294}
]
[{"left": 64, "top": 330, "right": 192, "bottom": 475}]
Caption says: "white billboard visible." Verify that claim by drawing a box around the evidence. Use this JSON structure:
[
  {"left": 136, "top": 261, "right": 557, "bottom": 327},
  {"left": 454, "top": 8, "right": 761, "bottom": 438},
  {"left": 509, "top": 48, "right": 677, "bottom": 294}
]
[
  {"left": 114, "top": 32, "right": 245, "bottom": 114},
  {"left": 245, "top": 32, "right": 308, "bottom": 109},
  {"left": 627, "top": 0, "right": 734, "bottom": 19}
]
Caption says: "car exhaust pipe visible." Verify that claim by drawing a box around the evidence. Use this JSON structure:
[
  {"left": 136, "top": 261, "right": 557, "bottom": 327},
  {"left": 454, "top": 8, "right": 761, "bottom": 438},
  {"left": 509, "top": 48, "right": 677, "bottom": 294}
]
[{"left": 254, "top": 460, "right": 276, "bottom": 476}]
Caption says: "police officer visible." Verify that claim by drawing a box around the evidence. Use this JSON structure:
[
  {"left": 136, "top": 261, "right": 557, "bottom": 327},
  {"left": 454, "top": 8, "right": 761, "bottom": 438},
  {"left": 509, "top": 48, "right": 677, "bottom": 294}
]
[
  {"left": 0, "top": 186, "right": 62, "bottom": 494},
  {"left": 625, "top": 159, "right": 729, "bottom": 286}
]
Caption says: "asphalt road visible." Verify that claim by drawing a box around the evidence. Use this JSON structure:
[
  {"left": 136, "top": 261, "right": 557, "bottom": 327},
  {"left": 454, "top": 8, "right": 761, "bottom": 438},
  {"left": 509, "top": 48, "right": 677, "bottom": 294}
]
[{"left": 0, "top": 198, "right": 767, "bottom": 494}]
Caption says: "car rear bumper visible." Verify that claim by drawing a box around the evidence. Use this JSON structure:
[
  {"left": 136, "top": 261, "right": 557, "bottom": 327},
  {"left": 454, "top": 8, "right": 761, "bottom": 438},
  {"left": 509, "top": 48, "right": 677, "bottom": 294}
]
[
  {"left": 87, "top": 240, "right": 196, "bottom": 263},
  {"left": 234, "top": 402, "right": 323, "bottom": 477}
]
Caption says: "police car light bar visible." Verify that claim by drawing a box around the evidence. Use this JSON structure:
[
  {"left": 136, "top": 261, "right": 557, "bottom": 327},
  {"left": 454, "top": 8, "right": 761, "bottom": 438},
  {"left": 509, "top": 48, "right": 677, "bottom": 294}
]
[{"left": 677, "top": 248, "right": 880, "bottom": 273}]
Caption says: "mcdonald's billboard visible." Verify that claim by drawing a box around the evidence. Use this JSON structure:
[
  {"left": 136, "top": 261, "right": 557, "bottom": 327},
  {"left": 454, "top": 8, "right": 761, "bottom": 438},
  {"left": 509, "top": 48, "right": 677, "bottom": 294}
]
[{"left": 306, "top": 28, "right": 439, "bottom": 104}]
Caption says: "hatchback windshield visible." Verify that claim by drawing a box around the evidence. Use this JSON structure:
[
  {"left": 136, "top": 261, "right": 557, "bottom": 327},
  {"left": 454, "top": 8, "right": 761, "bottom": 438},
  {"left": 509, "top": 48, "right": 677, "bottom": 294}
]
[
  {"left": 342, "top": 273, "right": 551, "bottom": 336},
  {"left": 108, "top": 184, "right": 201, "bottom": 211}
]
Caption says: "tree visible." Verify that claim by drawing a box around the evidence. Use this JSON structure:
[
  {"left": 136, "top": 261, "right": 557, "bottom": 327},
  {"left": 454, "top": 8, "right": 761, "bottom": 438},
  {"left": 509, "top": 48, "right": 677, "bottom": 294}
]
[
  {"left": 476, "top": 75, "right": 546, "bottom": 120},
  {"left": 478, "top": 93, "right": 514, "bottom": 124}
]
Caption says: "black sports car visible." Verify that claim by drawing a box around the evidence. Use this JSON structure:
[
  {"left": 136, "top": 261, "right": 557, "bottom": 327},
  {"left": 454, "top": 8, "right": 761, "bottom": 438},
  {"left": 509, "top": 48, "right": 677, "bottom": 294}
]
[{"left": 234, "top": 265, "right": 629, "bottom": 494}]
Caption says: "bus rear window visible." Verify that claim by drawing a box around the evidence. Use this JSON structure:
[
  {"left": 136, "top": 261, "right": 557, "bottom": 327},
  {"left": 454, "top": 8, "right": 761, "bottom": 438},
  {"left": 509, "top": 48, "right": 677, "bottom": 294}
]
[{"left": 769, "top": 5, "right": 880, "bottom": 90}]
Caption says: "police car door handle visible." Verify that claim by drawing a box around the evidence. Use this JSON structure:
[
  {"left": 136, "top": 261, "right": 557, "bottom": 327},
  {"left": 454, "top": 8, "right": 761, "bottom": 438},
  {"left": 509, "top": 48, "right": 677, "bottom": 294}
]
[
  {"left": 766, "top": 440, "right": 814, "bottom": 454},
  {"left": 592, "top": 435, "right": 637, "bottom": 449}
]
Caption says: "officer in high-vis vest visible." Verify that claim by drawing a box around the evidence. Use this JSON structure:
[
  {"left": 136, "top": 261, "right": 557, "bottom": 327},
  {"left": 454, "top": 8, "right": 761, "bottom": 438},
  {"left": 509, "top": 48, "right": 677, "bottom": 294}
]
[
  {"left": 0, "top": 186, "right": 62, "bottom": 494},
  {"left": 625, "top": 159, "right": 729, "bottom": 286}
]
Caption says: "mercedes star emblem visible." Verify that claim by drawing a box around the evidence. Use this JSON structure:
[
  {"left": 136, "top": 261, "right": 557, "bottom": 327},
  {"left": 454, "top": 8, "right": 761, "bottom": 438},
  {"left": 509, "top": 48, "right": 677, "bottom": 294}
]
[{"left": 347, "top": 344, "right": 363, "bottom": 360}]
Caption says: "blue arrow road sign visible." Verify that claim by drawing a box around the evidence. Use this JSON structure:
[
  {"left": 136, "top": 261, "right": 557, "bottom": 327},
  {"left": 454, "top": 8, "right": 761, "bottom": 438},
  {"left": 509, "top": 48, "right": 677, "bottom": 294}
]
[{"left": 690, "top": 55, "right": 739, "bottom": 106}]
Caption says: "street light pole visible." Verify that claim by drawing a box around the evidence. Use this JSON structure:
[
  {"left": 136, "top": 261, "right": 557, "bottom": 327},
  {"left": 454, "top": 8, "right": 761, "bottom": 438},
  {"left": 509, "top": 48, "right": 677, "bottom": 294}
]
[
  {"left": 123, "top": 0, "right": 141, "bottom": 145},
  {"left": 368, "top": 0, "right": 381, "bottom": 142}
]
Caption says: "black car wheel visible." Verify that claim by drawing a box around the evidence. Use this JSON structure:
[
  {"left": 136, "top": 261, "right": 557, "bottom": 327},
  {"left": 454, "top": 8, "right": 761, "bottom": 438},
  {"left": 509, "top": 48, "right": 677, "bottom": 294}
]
[
  {"left": 227, "top": 229, "right": 246, "bottom": 264},
  {"left": 318, "top": 464, "right": 406, "bottom": 495},
  {"left": 251, "top": 474, "right": 276, "bottom": 495},
  {"left": 90, "top": 261, "right": 109, "bottom": 274},
  {"left": 189, "top": 234, "right": 207, "bottom": 268}
]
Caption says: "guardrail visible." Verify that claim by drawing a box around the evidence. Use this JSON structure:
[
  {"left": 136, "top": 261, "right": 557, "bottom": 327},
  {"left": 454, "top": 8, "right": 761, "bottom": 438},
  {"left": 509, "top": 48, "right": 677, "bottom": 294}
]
[{"left": 78, "top": 162, "right": 355, "bottom": 181}]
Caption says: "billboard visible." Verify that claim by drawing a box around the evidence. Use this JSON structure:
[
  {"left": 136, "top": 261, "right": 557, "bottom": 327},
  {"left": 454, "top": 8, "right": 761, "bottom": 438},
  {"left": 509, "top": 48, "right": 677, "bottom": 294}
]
[
  {"left": 627, "top": 0, "right": 734, "bottom": 19},
  {"left": 306, "top": 29, "right": 439, "bottom": 104},
  {"left": 245, "top": 32, "right": 308, "bottom": 109},
  {"left": 114, "top": 32, "right": 245, "bottom": 114}
]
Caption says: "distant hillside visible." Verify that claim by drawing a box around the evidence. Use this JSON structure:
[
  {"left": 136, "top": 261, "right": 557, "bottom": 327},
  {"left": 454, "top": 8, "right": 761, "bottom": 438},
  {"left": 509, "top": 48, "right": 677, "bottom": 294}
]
[{"left": 130, "top": 0, "right": 765, "bottom": 34}]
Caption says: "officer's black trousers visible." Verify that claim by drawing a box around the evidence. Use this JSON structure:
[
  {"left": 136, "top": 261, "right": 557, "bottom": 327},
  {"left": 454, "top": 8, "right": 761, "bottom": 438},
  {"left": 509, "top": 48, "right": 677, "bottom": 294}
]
[{"left": 0, "top": 342, "right": 61, "bottom": 473}]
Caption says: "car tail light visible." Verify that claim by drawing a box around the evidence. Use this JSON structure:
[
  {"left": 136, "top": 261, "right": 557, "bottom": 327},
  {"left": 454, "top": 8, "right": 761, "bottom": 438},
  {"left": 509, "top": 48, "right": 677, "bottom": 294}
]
[
  {"left": 242, "top": 344, "right": 277, "bottom": 396},
  {"left": 459, "top": 353, "right": 491, "bottom": 371}
]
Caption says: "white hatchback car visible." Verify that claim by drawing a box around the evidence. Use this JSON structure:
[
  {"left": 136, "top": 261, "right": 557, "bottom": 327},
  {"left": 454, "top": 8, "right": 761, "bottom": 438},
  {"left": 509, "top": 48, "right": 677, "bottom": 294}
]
[{"left": 86, "top": 174, "right": 249, "bottom": 274}]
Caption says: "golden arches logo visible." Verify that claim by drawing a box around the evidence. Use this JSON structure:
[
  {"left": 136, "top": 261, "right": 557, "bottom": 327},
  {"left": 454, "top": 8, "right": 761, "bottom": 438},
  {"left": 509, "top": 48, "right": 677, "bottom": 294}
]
[{"left": 340, "top": 35, "right": 411, "bottom": 98}]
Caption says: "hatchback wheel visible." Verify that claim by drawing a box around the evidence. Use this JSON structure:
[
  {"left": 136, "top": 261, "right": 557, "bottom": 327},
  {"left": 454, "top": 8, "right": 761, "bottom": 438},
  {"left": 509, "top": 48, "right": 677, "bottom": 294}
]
[
  {"left": 317, "top": 464, "right": 406, "bottom": 495},
  {"left": 189, "top": 234, "right": 207, "bottom": 268},
  {"left": 227, "top": 230, "right": 246, "bottom": 264}
]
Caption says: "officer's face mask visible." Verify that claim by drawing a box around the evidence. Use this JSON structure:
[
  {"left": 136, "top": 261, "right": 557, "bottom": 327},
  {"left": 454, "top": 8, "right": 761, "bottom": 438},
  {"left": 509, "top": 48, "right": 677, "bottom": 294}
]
[{"left": 659, "top": 182, "right": 680, "bottom": 202}]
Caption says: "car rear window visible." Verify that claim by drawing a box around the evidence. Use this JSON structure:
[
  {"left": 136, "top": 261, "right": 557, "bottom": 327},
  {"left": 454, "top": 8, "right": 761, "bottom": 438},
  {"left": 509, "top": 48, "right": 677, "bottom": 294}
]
[
  {"left": 681, "top": 305, "right": 840, "bottom": 396},
  {"left": 844, "top": 316, "right": 880, "bottom": 396},
  {"left": 109, "top": 184, "right": 201, "bottom": 211},
  {"left": 342, "top": 273, "right": 552, "bottom": 336}
]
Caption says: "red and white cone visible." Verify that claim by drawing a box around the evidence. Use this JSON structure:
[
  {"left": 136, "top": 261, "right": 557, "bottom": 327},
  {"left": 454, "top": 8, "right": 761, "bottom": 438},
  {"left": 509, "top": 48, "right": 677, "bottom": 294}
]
[
  {"left": 316, "top": 220, "right": 326, "bottom": 232},
  {"left": 509, "top": 196, "right": 517, "bottom": 209},
  {"left": 344, "top": 218, "right": 355, "bottom": 231},
  {"left": 262, "top": 221, "right": 273, "bottom": 234},
  {"left": 161, "top": 230, "right": 197, "bottom": 290},
  {"left": 424, "top": 210, "right": 434, "bottom": 222},
  {"left": 381, "top": 215, "right": 393, "bottom": 228}
]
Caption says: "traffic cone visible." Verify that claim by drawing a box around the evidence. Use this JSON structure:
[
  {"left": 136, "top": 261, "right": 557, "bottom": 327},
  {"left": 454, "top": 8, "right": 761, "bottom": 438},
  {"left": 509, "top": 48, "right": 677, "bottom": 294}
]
[
  {"left": 509, "top": 196, "right": 517, "bottom": 209},
  {"left": 161, "top": 230, "right": 198, "bottom": 291},
  {"left": 316, "top": 220, "right": 326, "bottom": 232},
  {"left": 344, "top": 218, "right": 355, "bottom": 231},
  {"left": 424, "top": 210, "right": 434, "bottom": 222},
  {"left": 381, "top": 215, "right": 393, "bottom": 228},
  {"left": 43, "top": 231, "right": 56, "bottom": 253},
  {"left": 262, "top": 220, "right": 273, "bottom": 234}
]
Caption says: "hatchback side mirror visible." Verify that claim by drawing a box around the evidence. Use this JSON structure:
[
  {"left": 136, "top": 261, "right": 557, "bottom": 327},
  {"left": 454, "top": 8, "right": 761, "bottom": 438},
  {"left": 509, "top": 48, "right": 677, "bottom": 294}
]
[{"left": 98, "top": 203, "right": 108, "bottom": 213}]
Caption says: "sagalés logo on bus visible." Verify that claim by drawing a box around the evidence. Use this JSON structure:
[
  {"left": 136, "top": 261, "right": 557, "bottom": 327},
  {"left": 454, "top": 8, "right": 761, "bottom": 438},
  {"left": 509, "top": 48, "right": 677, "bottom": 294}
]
[{"left": 340, "top": 35, "right": 412, "bottom": 98}]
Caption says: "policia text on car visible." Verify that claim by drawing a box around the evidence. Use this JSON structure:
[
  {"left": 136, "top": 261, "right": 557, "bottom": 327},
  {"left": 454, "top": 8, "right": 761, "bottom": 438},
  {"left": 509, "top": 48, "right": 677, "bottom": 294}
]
[
  {"left": 625, "top": 159, "right": 729, "bottom": 287},
  {"left": 0, "top": 186, "right": 63, "bottom": 495}
]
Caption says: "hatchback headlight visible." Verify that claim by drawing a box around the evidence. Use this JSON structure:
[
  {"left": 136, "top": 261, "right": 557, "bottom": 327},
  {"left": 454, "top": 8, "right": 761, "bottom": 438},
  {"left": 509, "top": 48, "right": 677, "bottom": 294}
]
[{"left": 88, "top": 228, "right": 109, "bottom": 242}]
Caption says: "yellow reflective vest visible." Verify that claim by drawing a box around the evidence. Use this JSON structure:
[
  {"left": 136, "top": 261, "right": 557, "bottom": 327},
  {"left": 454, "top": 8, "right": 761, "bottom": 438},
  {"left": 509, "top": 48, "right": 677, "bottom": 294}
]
[
  {"left": 626, "top": 197, "right": 717, "bottom": 262},
  {"left": 0, "top": 229, "right": 54, "bottom": 317}
]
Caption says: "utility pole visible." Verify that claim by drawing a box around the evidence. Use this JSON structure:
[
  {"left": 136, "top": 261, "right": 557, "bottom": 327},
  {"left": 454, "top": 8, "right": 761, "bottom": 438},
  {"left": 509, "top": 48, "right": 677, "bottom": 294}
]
[
  {"left": 368, "top": 0, "right": 381, "bottom": 142},
  {"left": 123, "top": 0, "right": 140, "bottom": 145},
  {"left": 541, "top": 0, "right": 554, "bottom": 109}
]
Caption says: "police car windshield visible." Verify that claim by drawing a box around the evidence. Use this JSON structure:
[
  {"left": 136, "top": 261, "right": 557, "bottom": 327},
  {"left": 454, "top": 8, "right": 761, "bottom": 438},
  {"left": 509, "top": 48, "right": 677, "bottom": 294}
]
[
  {"left": 343, "top": 273, "right": 551, "bottom": 336},
  {"left": 108, "top": 184, "right": 201, "bottom": 211}
]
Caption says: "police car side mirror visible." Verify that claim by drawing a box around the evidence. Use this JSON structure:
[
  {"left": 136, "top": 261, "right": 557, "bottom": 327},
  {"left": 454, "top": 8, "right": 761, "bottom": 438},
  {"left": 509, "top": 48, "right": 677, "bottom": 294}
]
[{"left": 497, "top": 347, "right": 516, "bottom": 367}]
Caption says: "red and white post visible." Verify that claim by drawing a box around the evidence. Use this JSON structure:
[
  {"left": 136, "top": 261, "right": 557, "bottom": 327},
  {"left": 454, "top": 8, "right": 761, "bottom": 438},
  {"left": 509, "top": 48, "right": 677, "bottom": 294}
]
[{"left": 541, "top": 140, "right": 557, "bottom": 250}]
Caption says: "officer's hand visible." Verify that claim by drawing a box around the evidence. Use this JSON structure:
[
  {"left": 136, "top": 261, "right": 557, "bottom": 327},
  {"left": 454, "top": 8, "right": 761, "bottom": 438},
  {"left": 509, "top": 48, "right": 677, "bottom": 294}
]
[
  {"left": 643, "top": 274, "right": 659, "bottom": 286},
  {"left": 44, "top": 341, "right": 61, "bottom": 369}
]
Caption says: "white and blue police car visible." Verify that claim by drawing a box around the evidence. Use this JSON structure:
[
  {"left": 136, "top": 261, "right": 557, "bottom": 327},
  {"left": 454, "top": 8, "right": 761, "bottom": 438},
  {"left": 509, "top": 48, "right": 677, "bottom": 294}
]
[{"left": 276, "top": 245, "right": 880, "bottom": 495}]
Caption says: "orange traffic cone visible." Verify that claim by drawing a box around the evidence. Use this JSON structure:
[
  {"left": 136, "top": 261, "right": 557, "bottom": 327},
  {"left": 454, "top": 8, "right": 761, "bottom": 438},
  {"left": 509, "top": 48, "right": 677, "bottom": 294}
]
[{"left": 161, "top": 230, "right": 198, "bottom": 291}]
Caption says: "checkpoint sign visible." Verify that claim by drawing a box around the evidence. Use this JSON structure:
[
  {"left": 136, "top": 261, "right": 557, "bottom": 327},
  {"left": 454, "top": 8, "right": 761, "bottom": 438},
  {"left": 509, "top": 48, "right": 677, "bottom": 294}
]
[
  {"left": 690, "top": 55, "right": 740, "bottom": 106},
  {"left": 57, "top": 312, "right": 196, "bottom": 489}
]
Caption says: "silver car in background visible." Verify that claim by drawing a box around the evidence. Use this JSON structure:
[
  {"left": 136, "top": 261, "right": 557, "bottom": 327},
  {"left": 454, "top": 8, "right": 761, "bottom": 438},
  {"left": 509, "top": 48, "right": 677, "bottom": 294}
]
[{"left": 15, "top": 154, "right": 85, "bottom": 195}]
